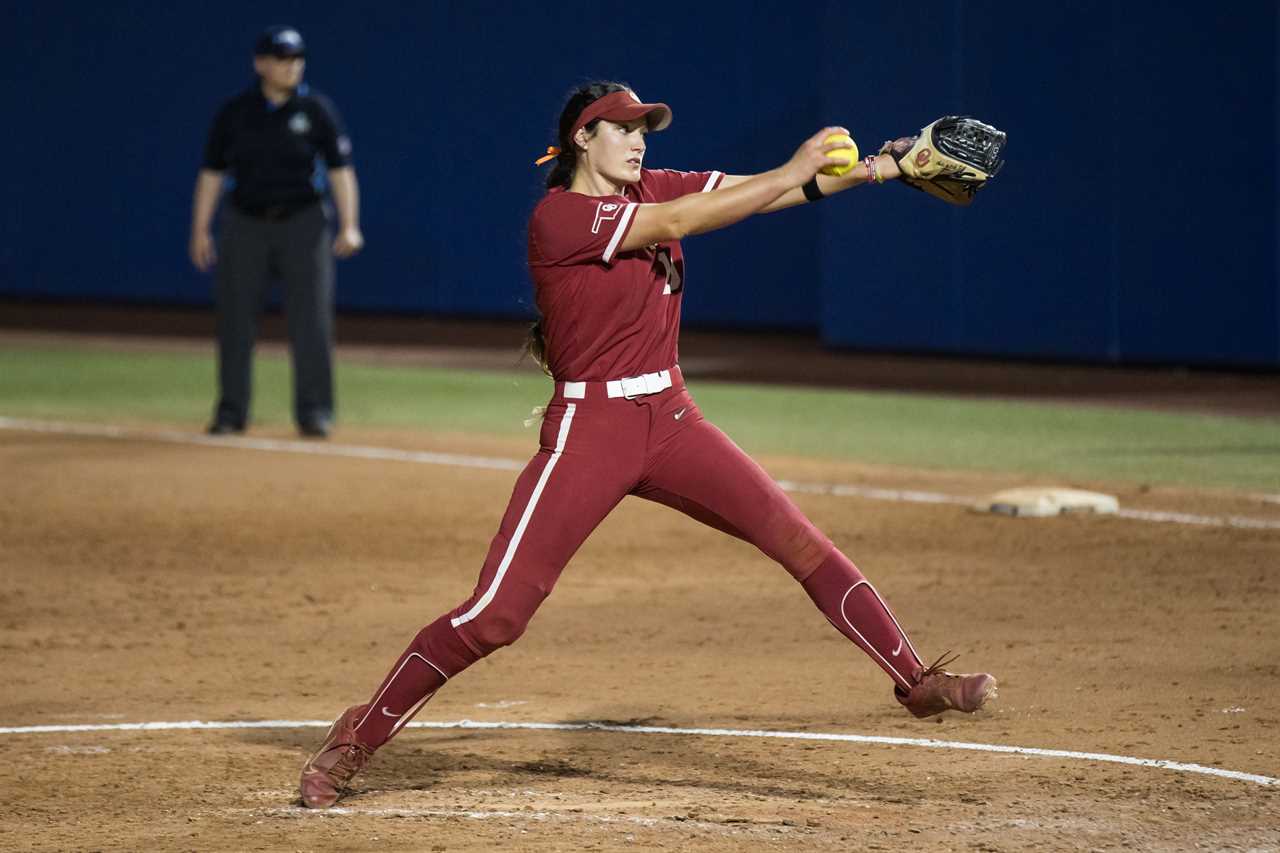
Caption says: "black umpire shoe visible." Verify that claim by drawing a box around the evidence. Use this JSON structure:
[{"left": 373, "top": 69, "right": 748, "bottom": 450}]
[
  {"left": 206, "top": 420, "right": 244, "bottom": 436},
  {"left": 298, "top": 416, "right": 332, "bottom": 439}
]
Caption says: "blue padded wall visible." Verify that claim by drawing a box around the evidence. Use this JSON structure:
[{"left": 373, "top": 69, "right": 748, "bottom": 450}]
[{"left": 2, "top": 1, "right": 1276, "bottom": 366}]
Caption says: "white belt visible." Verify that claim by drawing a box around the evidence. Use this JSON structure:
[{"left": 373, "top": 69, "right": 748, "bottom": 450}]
[{"left": 562, "top": 369, "right": 673, "bottom": 400}]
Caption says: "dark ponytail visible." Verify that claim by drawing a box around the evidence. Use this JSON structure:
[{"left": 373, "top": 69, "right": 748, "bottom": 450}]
[
  {"left": 545, "top": 80, "right": 631, "bottom": 189},
  {"left": 522, "top": 317, "right": 551, "bottom": 376}
]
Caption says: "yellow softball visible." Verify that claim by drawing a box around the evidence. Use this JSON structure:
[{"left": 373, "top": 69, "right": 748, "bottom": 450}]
[{"left": 820, "top": 133, "right": 859, "bottom": 177}]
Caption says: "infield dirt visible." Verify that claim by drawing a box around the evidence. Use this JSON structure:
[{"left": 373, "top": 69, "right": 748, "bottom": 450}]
[{"left": 2, "top": 418, "right": 1278, "bottom": 851}]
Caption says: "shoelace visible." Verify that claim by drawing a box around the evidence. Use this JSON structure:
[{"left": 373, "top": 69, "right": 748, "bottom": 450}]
[
  {"left": 917, "top": 650, "right": 959, "bottom": 681},
  {"left": 327, "top": 742, "right": 372, "bottom": 783}
]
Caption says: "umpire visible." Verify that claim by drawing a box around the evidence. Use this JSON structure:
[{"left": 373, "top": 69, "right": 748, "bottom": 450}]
[{"left": 188, "top": 25, "right": 362, "bottom": 438}]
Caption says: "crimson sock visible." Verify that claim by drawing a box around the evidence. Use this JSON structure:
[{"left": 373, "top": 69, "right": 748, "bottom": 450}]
[
  {"left": 351, "top": 613, "right": 480, "bottom": 748},
  {"left": 800, "top": 548, "right": 923, "bottom": 690}
]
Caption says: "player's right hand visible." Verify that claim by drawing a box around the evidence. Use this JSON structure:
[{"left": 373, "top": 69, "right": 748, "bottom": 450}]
[
  {"left": 782, "top": 126, "right": 852, "bottom": 186},
  {"left": 189, "top": 231, "right": 217, "bottom": 272}
]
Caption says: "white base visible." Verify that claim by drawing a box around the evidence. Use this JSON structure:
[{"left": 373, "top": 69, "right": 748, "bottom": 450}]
[{"left": 975, "top": 487, "right": 1119, "bottom": 518}]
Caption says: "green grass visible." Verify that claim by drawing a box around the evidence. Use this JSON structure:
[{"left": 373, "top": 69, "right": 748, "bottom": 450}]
[{"left": 2, "top": 343, "right": 1277, "bottom": 491}]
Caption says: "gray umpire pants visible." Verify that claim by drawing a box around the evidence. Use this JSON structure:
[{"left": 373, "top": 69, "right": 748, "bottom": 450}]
[{"left": 213, "top": 202, "right": 334, "bottom": 428}]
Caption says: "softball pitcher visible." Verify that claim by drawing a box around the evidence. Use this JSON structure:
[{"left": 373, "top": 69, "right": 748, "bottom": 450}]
[{"left": 301, "top": 81, "right": 998, "bottom": 808}]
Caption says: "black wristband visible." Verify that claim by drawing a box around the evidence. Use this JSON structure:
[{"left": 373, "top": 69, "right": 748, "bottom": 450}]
[{"left": 802, "top": 176, "right": 825, "bottom": 203}]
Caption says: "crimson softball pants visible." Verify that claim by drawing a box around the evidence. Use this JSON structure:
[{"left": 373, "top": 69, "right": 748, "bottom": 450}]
[{"left": 352, "top": 371, "right": 926, "bottom": 747}]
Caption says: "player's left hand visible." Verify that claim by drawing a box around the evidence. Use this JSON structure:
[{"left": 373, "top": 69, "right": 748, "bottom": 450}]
[
  {"left": 333, "top": 227, "right": 364, "bottom": 258},
  {"left": 880, "top": 116, "right": 1006, "bottom": 207}
]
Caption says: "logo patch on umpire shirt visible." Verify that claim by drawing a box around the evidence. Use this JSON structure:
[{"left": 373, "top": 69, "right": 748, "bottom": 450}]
[
  {"left": 288, "top": 112, "right": 311, "bottom": 135},
  {"left": 592, "top": 202, "right": 621, "bottom": 235}
]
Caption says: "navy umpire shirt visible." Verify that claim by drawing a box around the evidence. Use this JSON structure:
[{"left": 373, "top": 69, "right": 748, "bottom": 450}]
[{"left": 203, "top": 84, "right": 352, "bottom": 216}]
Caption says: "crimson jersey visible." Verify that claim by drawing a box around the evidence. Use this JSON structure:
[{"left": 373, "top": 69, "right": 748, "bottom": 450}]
[{"left": 528, "top": 168, "right": 724, "bottom": 381}]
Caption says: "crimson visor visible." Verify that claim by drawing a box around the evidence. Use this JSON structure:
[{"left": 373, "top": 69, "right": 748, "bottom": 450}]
[{"left": 571, "top": 90, "right": 672, "bottom": 137}]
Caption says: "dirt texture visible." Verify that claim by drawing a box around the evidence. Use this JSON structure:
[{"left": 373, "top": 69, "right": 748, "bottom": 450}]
[
  {"left": 2, "top": 415, "right": 1278, "bottom": 852},
  {"left": 2, "top": 307, "right": 1278, "bottom": 850}
]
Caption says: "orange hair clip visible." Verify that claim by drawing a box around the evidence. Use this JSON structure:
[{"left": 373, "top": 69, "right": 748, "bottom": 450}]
[{"left": 534, "top": 146, "right": 560, "bottom": 166}]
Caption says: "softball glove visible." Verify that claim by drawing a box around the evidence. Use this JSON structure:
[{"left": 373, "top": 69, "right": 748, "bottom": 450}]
[{"left": 881, "top": 116, "right": 1006, "bottom": 207}]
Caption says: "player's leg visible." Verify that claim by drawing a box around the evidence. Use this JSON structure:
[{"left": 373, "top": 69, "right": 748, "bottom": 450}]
[
  {"left": 637, "top": 421, "right": 925, "bottom": 688},
  {"left": 364, "top": 399, "right": 641, "bottom": 730},
  {"left": 301, "top": 399, "right": 640, "bottom": 807},
  {"left": 211, "top": 207, "right": 271, "bottom": 431},
  {"left": 639, "top": 399, "right": 994, "bottom": 714},
  {"left": 278, "top": 203, "right": 335, "bottom": 434}
]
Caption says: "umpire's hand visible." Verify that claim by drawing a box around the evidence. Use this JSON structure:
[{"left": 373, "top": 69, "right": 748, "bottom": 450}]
[
  {"left": 190, "top": 231, "right": 217, "bottom": 272},
  {"left": 333, "top": 226, "right": 364, "bottom": 258}
]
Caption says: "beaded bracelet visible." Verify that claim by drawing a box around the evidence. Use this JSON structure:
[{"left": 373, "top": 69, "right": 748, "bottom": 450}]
[{"left": 864, "top": 155, "right": 884, "bottom": 185}]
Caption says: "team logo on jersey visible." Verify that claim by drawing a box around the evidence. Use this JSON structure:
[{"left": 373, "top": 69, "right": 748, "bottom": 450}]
[
  {"left": 591, "top": 201, "right": 622, "bottom": 234},
  {"left": 288, "top": 112, "right": 311, "bottom": 135}
]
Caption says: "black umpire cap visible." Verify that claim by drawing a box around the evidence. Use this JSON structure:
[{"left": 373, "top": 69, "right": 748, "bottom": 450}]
[{"left": 254, "top": 26, "right": 306, "bottom": 58}]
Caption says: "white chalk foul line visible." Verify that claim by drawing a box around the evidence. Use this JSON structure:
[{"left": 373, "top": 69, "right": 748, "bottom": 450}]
[
  {"left": 3, "top": 416, "right": 1278, "bottom": 530},
  {"left": 4, "top": 718, "right": 1275, "bottom": 788}
]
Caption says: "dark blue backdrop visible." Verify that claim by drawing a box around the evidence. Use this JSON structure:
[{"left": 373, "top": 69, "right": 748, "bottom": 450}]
[{"left": 2, "top": 1, "right": 1277, "bottom": 366}]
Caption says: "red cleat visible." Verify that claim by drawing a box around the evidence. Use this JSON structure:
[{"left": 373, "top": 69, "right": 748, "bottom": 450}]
[
  {"left": 895, "top": 653, "right": 997, "bottom": 719},
  {"left": 300, "top": 704, "right": 375, "bottom": 809}
]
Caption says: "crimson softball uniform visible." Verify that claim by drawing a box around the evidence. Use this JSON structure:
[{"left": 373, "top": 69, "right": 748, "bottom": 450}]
[
  {"left": 529, "top": 168, "right": 722, "bottom": 380},
  {"left": 349, "top": 169, "right": 929, "bottom": 748}
]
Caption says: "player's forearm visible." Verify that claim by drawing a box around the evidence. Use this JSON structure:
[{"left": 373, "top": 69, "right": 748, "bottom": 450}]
[
  {"left": 727, "top": 153, "right": 901, "bottom": 214},
  {"left": 190, "top": 170, "right": 224, "bottom": 235},
  {"left": 679, "top": 168, "right": 796, "bottom": 236},
  {"left": 328, "top": 167, "right": 360, "bottom": 230},
  {"left": 623, "top": 168, "right": 792, "bottom": 250}
]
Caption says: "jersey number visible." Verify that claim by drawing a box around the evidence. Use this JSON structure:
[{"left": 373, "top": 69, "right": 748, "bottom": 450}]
[{"left": 656, "top": 248, "right": 682, "bottom": 295}]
